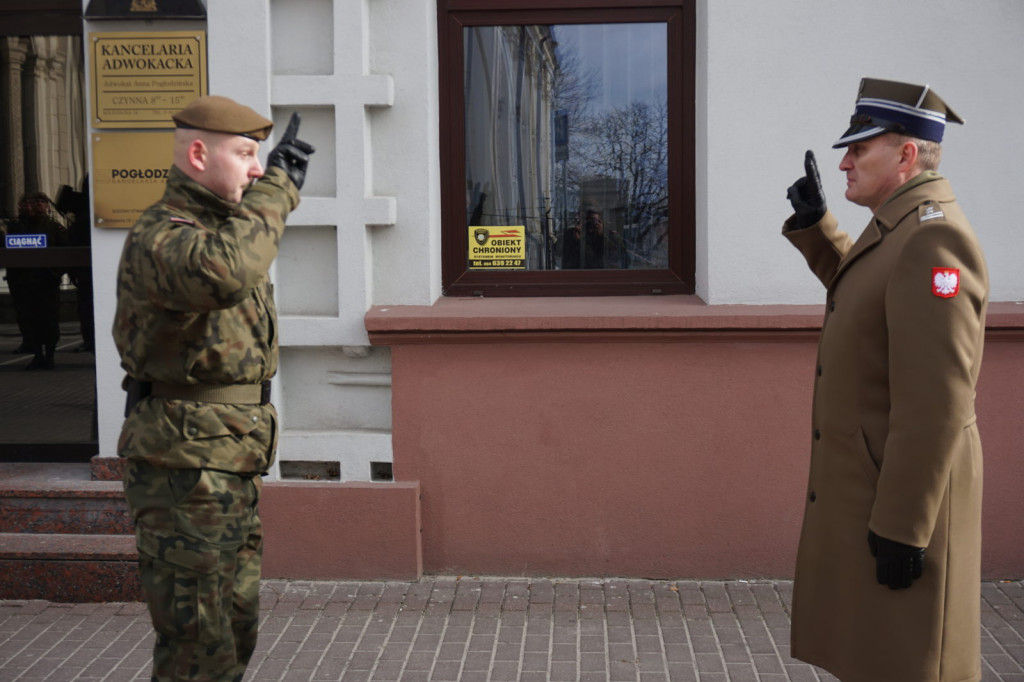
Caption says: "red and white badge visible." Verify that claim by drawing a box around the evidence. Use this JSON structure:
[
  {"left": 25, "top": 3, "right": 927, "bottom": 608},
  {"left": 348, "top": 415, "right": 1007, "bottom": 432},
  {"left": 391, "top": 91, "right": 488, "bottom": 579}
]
[{"left": 932, "top": 267, "right": 960, "bottom": 298}]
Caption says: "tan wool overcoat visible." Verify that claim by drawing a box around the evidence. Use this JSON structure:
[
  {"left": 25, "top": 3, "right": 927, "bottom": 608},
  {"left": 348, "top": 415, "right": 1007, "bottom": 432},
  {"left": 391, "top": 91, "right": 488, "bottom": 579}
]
[{"left": 783, "top": 172, "right": 988, "bottom": 682}]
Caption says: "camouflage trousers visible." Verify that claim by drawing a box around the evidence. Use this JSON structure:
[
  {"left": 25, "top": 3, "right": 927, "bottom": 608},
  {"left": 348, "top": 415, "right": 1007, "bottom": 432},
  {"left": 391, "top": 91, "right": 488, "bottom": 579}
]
[{"left": 123, "top": 461, "right": 263, "bottom": 682}]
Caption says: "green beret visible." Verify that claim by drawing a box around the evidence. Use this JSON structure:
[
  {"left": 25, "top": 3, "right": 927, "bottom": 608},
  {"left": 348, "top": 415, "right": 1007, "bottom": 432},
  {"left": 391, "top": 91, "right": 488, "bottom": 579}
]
[{"left": 172, "top": 95, "right": 273, "bottom": 141}]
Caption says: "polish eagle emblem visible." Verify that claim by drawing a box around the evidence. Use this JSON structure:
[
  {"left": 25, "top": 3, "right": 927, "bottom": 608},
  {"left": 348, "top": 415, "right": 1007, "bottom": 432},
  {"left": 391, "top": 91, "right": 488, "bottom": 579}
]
[{"left": 932, "top": 268, "right": 960, "bottom": 298}]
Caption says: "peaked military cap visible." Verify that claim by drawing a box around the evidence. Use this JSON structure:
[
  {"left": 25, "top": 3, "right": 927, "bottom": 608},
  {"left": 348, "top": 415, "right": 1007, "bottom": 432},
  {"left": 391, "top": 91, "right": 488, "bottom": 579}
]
[
  {"left": 172, "top": 95, "right": 273, "bottom": 141},
  {"left": 833, "top": 78, "right": 964, "bottom": 148}
]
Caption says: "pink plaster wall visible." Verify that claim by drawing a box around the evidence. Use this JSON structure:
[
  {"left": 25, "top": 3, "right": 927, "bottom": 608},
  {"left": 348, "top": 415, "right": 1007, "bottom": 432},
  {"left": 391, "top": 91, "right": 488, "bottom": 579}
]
[
  {"left": 392, "top": 337, "right": 815, "bottom": 578},
  {"left": 387, "top": 329, "right": 1024, "bottom": 580},
  {"left": 975, "top": 333, "right": 1024, "bottom": 578},
  {"left": 261, "top": 481, "right": 422, "bottom": 580}
]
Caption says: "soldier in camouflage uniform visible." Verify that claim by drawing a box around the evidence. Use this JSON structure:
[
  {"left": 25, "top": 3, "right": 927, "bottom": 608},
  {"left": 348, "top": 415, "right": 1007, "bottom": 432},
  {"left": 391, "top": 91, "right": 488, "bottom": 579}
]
[{"left": 113, "top": 95, "right": 313, "bottom": 682}]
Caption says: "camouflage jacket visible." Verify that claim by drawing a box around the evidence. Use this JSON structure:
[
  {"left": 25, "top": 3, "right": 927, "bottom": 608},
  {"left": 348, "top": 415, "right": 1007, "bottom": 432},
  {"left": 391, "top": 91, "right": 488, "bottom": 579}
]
[{"left": 114, "top": 165, "right": 299, "bottom": 473}]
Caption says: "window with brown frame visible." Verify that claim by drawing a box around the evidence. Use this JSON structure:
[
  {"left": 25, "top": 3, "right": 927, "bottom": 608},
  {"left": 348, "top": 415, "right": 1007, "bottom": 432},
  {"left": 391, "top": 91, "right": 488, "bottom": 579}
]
[{"left": 438, "top": 0, "right": 694, "bottom": 297}]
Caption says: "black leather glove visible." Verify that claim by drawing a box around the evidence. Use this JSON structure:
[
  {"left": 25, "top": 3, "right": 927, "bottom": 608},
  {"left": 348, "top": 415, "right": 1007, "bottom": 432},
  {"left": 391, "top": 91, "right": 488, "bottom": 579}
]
[
  {"left": 786, "top": 150, "right": 827, "bottom": 230},
  {"left": 868, "top": 530, "right": 924, "bottom": 590},
  {"left": 267, "top": 112, "right": 315, "bottom": 190}
]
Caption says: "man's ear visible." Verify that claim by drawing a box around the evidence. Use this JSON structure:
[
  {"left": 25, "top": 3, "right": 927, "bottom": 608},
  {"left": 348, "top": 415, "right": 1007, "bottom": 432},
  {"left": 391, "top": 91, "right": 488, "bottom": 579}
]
[
  {"left": 185, "top": 139, "right": 208, "bottom": 172},
  {"left": 898, "top": 140, "right": 919, "bottom": 172}
]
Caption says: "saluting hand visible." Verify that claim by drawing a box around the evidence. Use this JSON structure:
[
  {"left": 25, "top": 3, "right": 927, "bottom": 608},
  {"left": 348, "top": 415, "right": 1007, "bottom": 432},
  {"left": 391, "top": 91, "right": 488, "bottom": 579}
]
[
  {"left": 267, "top": 112, "right": 316, "bottom": 190},
  {"left": 786, "top": 150, "right": 827, "bottom": 230}
]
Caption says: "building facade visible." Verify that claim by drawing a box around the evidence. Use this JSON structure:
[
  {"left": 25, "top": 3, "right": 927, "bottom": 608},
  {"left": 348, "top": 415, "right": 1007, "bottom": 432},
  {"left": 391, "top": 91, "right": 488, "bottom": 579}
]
[{"left": 69, "top": 0, "right": 1024, "bottom": 579}]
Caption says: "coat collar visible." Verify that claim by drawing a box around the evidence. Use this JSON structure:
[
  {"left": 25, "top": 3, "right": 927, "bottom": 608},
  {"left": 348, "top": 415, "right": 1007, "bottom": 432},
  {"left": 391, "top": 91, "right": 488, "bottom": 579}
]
[
  {"left": 829, "top": 172, "right": 953, "bottom": 288},
  {"left": 874, "top": 171, "right": 953, "bottom": 231},
  {"left": 161, "top": 164, "right": 238, "bottom": 222}
]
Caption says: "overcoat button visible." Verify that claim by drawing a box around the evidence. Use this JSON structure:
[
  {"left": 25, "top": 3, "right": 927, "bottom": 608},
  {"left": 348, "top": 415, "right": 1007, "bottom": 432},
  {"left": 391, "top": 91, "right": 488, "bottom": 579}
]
[
  {"left": 809, "top": 491, "right": 816, "bottom": 502},
  {"left": 813, "top": 429, "right": 821, "bottom": 440},
  {"left": 829, "top": 300, "right": 836, "bottom": 312},
  {"left": 816, "top": 365, "right": 822, "bottom": 376}
]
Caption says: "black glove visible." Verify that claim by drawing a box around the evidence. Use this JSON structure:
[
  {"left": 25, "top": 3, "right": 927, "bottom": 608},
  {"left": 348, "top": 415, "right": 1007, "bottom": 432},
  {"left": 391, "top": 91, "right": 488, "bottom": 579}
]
[
  {"left": 868, "top": 530, "right": 924, "bottom": 590},
  {"left": 786, "top": 150, "right": 827, "bottom": 230},
  {"left": 267, "top": 112, "right": 315, "bottom": 190}
]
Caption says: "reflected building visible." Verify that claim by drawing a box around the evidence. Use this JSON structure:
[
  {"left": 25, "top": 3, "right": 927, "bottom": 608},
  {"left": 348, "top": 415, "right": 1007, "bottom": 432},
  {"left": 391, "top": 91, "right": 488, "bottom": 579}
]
[
  {"left": 0, "top": 36, "right": 86, "bottom": 221},
  {"left": 463, "top": 26, "right": 558, "bottom": 270}
]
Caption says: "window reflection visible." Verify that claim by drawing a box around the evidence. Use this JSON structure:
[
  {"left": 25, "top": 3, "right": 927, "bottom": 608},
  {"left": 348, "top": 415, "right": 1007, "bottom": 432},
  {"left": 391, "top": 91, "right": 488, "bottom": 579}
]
[
  {"left": 1, "top": 34, "right": 96, "bottom": 460},
  {"left": 464, "top": 23, "right": 668, "bottom": 271}
]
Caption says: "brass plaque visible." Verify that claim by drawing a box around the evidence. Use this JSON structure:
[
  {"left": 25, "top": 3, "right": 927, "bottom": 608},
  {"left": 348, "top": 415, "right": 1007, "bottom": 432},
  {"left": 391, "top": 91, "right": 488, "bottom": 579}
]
[
  {"left": 92, "top": 132, "right": 174, "bottom": 228},
  {"left": 90, "top": 31, "right": 207, "bottom": 128}
]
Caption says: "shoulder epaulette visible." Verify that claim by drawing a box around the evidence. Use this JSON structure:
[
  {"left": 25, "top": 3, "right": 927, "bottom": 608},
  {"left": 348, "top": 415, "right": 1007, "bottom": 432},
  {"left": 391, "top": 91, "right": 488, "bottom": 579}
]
[{"left": 919, "top": 202, "right": 945, "bottom": 224}]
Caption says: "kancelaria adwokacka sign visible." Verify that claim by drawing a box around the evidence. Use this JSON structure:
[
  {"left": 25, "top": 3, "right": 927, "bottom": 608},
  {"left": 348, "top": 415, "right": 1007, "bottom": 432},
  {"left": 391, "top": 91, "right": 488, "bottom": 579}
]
[{"left": 90, "top": 31, "right": 207, "bottom": 128}]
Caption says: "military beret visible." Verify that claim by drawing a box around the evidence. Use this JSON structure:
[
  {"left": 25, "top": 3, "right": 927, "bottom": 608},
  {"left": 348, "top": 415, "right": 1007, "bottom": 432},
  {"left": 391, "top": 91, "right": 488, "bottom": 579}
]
[
  {"left": 833, "top": 78, "right": 964, "bottom": 148},
  {"left": 172, "top": 95, "right": 274, "bottom": 141}
]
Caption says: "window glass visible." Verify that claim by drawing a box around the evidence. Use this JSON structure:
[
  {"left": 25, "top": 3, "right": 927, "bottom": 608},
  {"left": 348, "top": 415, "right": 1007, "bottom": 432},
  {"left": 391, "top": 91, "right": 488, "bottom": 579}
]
[{"left": 464, "top": 23, "right": 668, "bottom": 272}]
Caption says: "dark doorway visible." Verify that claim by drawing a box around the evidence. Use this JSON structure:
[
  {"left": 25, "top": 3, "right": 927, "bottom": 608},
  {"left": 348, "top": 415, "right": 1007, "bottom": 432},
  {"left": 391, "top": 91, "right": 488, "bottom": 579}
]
[{"left": 0, "top": 4, "right": 95, "bottom": 463}]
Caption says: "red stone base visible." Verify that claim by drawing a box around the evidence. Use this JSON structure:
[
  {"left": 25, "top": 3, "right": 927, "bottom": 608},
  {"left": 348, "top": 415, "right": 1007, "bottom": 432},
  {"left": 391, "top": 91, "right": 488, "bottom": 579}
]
[{"left": 90, "top": 456, "right": 125, "bottom": 481}]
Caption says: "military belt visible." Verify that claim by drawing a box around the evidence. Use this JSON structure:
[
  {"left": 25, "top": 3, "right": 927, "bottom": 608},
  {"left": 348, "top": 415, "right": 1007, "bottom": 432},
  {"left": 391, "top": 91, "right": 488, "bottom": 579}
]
[{"left": 150, "top": 381, "right": 272, "bottom": 405}]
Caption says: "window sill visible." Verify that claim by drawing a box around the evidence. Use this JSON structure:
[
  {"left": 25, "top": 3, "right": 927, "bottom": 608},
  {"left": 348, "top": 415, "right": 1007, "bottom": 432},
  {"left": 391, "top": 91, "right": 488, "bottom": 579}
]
[{"left": 365, "top": 297, "right": 1024, "bottom": 345}]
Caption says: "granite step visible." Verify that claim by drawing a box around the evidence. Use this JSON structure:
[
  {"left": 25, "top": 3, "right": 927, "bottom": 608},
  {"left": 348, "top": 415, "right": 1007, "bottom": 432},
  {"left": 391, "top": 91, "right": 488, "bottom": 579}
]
[
  {"left": 0, "top": 464, "right": 140, "bottom": 602},
  {"left": 0, "top": 487, "right": 132, "bottom": 535},
  {"left": 0, "top": 532, "right": 141, "bottom": 602}
]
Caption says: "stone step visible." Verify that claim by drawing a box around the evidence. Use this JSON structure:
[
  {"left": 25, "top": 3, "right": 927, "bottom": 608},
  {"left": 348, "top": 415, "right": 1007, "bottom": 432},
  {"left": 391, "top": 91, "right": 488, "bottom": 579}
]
[
  {"left": 0, "top": 487, "right": 132, "bottom": 535},
  {"left": 0, "top": 465, "right": 140, "bottom": 602},
  {"left": 0, "top": 532, "right": 141, "bottom": 602}
]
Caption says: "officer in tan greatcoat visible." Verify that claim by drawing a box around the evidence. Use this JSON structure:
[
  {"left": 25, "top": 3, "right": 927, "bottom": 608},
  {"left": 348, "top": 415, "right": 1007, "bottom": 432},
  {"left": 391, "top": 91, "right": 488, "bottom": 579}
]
[
  {"left": 783, "top": 79, "right": 988, "bottom": 682},
  {"left": 114, "top": 95, "right": 314, "bottom": 681}
]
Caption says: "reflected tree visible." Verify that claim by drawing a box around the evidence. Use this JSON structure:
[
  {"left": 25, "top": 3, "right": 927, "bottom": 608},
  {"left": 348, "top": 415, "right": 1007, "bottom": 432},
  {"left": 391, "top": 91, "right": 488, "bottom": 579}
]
[
  {"left": 552, "top": 32, "right": 669, "bottom": 269},
  {"left": 574, "top": 100, "right": 669, "bottom": 267}
]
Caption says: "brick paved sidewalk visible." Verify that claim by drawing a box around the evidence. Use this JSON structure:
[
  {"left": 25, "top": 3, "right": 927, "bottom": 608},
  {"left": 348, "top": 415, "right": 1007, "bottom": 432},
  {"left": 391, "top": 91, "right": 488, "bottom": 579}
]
[{"left": 1, "top": 579, "right": 1022, "bottom": 681}]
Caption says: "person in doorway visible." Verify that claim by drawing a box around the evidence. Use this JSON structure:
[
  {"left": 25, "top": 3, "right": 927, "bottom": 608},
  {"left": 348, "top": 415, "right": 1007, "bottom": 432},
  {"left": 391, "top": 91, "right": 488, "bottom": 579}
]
[
  {"left": 113, "top": 95, "right": 314, "bottom": 682},
  {"left": 4, "top": 192, "right": 66, "bottom": 369},
  {"left": 782, "top": 78, "right": 988, "bottom": 682}
]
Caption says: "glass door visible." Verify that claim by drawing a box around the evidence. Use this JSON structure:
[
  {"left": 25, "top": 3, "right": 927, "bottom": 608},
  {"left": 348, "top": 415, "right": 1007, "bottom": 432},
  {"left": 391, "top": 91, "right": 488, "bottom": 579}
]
[{"left": 1, "top": 12, "right": 96, "bottom": 463}]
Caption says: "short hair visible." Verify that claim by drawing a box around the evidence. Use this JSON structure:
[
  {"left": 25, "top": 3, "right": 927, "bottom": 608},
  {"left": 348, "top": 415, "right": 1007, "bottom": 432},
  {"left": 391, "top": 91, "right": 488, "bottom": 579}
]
[{"left": 890, "top": 134, "right": 943, "bottom": 171}]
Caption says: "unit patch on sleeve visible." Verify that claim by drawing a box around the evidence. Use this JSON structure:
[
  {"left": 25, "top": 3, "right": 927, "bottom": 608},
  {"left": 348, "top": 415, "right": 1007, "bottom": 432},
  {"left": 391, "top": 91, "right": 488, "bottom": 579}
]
[{"left": 932, "top": 267, "right": 960, "bottom": 298}]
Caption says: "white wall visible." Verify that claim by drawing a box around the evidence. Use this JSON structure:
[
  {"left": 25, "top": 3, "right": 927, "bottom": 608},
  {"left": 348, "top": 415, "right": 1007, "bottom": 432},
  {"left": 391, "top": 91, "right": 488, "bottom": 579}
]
[
  {"left": 701, "top": 0, "right": 1024, "bottom": 304},
  {"left": 368, "top": 0, "right": 442, "bottom": 305}
]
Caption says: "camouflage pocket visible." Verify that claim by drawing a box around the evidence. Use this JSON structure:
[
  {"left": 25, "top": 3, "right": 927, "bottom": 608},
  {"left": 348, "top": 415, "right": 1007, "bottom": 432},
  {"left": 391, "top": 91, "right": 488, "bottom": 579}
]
[
  {"left": 129, "top": 465, "right": 254, "bottom": 646},
  {"left": 138, "top": 545, "right": 229, "bottom": 646},
  {"left": 122, "top": 400, "right": 276, "bottom": 471},
  {"left": 181, "top": 403, "right": 275, "bottom": 471},
  {"left": 182, "top": 403, "right": 260, "bottom": 441},
  {"left": 130, "top": 467, "right": 233, "bottom": 574},
  {"left": 117, "top": 400, "right": 186, "bottom": 463}
]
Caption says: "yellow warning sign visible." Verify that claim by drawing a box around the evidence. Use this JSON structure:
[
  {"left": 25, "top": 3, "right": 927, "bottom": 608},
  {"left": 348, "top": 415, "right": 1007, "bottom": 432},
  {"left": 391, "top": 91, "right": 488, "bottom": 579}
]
[{"left": 468, "top": 226, "right": 525, "bottom": 269}]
